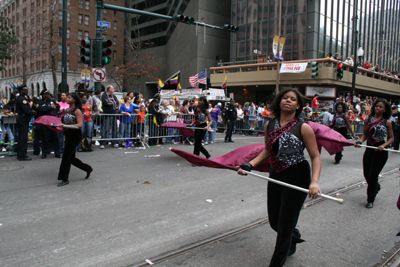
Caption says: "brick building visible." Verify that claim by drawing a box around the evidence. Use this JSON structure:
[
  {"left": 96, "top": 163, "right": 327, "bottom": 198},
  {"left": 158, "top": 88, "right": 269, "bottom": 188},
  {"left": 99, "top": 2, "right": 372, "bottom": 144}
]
[{"left": 0, "top": 0, "right": 125, "bottom": 99}]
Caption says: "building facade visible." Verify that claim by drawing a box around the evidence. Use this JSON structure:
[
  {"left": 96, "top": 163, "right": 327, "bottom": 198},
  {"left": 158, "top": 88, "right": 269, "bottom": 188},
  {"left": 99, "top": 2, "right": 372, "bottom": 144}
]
[
  {"left": 126, "top": 0, "right": 232, "bottom": 98},
  {"left": 231, "top": 0, "right": 400, "bottom": 73},
  {"left": 0, "top": 0, "right": 125, "bottom": 99}
]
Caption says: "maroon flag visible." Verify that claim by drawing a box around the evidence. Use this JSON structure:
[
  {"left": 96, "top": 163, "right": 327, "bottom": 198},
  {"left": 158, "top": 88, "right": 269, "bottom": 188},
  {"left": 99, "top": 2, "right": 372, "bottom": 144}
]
[
  {"left": 160, "top": 122, "right": 195, "bottom": 139},
  {"left": 306, "top": 121, "right": 354, "bottom": 155},
  {"left": 31, "top": 116, "right": 64, "bottom": 132}
]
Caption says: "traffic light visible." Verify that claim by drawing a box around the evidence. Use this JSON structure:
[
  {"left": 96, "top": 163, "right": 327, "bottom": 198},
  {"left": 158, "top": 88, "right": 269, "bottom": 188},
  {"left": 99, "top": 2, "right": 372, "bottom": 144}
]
[
  {"left": 101, "top": 39, "right": 112, "bottom": 66},
  {"left": 311, "top": 60, "right": 318, "bottom": 80},
  {"left": 80, "top": 39, "right": 91, "bottom": 65},
  {"left": 336, "top": 62, "right": 344, "bottom": 80},
  {"left": 223, "top": 24, "right": 239, "bottom": 32},
  {"left": 175, "top": 14, "right": 195, "bottom": 24}
]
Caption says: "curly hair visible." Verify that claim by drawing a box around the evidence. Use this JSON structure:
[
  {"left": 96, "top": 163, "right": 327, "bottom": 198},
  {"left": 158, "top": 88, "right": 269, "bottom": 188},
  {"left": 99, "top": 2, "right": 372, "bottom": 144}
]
[{"left": 269, "top": 88, "right": 304, "bottom": 119}]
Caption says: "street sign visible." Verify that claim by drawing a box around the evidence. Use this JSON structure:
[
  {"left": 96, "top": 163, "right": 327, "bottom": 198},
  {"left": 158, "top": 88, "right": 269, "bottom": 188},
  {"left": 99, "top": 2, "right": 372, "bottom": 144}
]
[
  {"left": 85, "top": 70, "right": 91, "bottom": 82},
  {"left": 97, "top": 21, "right": 111, "bottom": 28},
  {"left": 100, "top": 26, "right": 108, "bottom": 33},
  {"left": 92, "top": 68, "right": 106, "bottom": 82},
  {"left": 81, "top": 71, "right": 86, "bottom": 82}
]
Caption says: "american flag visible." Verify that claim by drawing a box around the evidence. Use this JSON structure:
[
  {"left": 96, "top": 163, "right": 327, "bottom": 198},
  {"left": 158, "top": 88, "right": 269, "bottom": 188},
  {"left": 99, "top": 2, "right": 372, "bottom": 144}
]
[{"left": 189, "top": 70, "right": 207, "bottom": 87}]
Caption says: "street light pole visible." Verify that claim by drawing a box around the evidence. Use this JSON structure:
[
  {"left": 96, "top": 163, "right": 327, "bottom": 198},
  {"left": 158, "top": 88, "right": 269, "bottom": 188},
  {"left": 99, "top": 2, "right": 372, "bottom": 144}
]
[
  {"left": 275, "top": 0, "right": 282, "bottom": 94},
  {"left": 61, "top": 0, "right": 68, "bottom": 94},
  {"left": 350, "top": 0, "right": 358, "bottom": 107}
]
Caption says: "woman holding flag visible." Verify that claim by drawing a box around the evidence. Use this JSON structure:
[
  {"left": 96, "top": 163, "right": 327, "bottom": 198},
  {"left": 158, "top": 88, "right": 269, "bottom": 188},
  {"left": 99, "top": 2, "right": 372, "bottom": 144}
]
[
  {"left": 355, "top": 99, "right": 394, "bottom": 208},
  {"left": 237, "top": 88, "right": 321, "bottom": 266}
]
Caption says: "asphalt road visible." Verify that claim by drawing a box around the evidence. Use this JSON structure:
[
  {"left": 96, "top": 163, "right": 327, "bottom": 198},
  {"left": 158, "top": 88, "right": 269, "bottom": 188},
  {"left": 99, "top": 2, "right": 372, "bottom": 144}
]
[{"left": 1, "top": 132, "right": 400, "bottom": 267}]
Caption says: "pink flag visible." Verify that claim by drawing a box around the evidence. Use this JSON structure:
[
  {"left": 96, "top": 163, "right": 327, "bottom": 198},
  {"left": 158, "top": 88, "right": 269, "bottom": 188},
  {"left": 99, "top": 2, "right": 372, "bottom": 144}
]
[
  {"left": 31, "top": 116, "right": 64, "bottom": 132},
  {"left": 306, "top": 121, "right": 354, "bottom": 155},
  {"left": 160, "top": 122, "right": 195, "bottom": 138}
]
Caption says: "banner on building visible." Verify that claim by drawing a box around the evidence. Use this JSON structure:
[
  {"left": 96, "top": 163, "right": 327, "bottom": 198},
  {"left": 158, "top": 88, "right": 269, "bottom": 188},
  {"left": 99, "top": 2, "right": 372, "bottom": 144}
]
[
  {"left": 278, "top": 37, "right": 286, "bottom": 60},
  {"left": 208, "top": 89, "right": 225, "bottom": 97},
  {"left": 160, "top": 90, "right": 177, "bottom": 97},
  {"left": 279, "top": 63, "right": 308, "bottom": 73},
  {"left": 273, "top": 35, "right": 279, "bottom": 59},
  {"left": 305, "top": 86, "right": 337, "bottom": 98},
  {"left": 181, "top": 89, "right": 202, "bottom": 96}
]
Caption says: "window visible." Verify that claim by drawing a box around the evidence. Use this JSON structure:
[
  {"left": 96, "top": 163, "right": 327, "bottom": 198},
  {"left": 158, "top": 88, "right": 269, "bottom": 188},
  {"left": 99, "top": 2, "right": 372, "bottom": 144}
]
[
  {"left": 78, "top": 14, "right": 83, "bottom": 24},
  {"left": 113, "top": 36, "right": 117, "bottom": 45},
  {"left": 114, "top": 11, "right": 117, "bottom": 16},
  {"left": 113, "top": 50, "right": 116, "bottom": 60},
  {"left": 67, "top": 0, "right": 70, "bottom": 6},
  {"left": 67, "top": 11, "right": 70, "bottom": 22},
  {"left": 78, "top": 30, "right": 83, "bottom": 40},
  {"left": 23, "top": 7, "right": 26, "bottom": 16},
  {"left": 67, "top": 61, "right": 69, "bottom": 70},
  {"left": 113, "top": 21, "right": 117, "bottom": 30},
  {"left": 79, "top": 0, "right": 83, "bottom": 8},
  {"left": 58, "top": 60, "right": 62, "bottom": 70},
  {"left": 58, "top": 27, "right": 62, "bottom": 37},
  {"left": 58, "top": 44, "right": 62, "bottom": 53},
  {"left": 58, "top": 10, "right": 62, "bottom": 20},
  {"left": 84, "top": 15, "right": 89, "bottom": 25},
  {"left": 77, "top": 62, "right": 82, "bottom": 71},
  {"left": 84, "top": 31, "right": 89, "bottom": 39},
  {"left": 67, "top": 28, "right": 70, "bottom": 38},
  {"left": 85, "top": 0, "right": 89, "bottom": 10},
  {"left": 67, "top": 45, "right": 70, "bottom": 55},
  {"left": 16, "top": 0, "right": 19, "bottom": 7}
]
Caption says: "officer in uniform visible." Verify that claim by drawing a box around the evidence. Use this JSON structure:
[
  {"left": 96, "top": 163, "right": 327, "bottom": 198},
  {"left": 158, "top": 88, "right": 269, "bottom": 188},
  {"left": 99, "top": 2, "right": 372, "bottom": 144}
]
[
  {"left": 15, "top": 84, "right": 35, "bottom": 161},
  {"left": 36, "top": 88, "right": 61, "bottom": 158},
  {"left": 224, "top": 98, "right": 237, "bottom": 143}
]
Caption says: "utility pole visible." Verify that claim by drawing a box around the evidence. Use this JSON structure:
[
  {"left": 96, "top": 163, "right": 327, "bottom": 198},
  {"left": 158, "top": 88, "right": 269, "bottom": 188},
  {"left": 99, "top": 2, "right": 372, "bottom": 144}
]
[
  {"left": 94, "top": 0, "right": 104, "bottom": 93},
  {"left": 60, "top": 0, "right": 68, "bottom": 94},
  {"left": 275, "top": 0, "right": 282, "bottom": 94},
  {"left": 350, "top": 0, "right": 358, "bottom": 106}
]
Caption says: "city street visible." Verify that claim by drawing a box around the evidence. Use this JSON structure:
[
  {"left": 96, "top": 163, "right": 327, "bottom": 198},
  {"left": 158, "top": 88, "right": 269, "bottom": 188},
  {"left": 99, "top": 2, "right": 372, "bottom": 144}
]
[{"left": 1, "top": 132, "right": 400, "bottom": 267}]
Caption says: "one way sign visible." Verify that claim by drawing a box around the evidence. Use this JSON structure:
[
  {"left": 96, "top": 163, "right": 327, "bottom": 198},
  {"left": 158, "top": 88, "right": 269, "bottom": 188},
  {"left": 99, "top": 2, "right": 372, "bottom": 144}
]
[{"left": 92, "top": 68, "right": 106, "bottom": 82}]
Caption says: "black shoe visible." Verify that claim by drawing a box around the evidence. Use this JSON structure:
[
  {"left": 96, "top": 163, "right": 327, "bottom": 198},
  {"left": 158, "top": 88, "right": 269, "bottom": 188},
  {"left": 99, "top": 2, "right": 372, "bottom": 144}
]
[
  {"left": 288, "top": 244, "right": 296, "bottom": 256},
  {"left": 206, "top": 155, "right": 211, "bottom": 159},
  {"left": 41, "top": 155, "right": 47, "bottom": 159},
  {"left": 376, "top": 183, "right": 381, "bottom": 194},
  {"left": 366, "top": 202, "right": 374, "bottom": 209},
  {"left": 85, "top": 168, "right": 93, "bottom": 179},
  {"left": 57, "top": 180, "right": 69, "bottom": 187},
  {"left": 18, "top": 156, "right": 32, "bottom": 161},
  {"left": 334, "top": 161, "right": 340, "bottom": 165},
  {"left": 225, "top": 140, "right": 229, "bottom": 143},
  {"left": 228, "top": 140, "right": 234, "bottom": 143},
  {"left": 55, "top": 154, "right": 62, "bottom": 158}
]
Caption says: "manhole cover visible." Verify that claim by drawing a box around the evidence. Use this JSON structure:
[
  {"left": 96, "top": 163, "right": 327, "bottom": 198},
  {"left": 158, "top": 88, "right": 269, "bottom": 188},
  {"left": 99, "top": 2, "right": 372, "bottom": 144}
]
[{"left": 0, "top": 165, "right": 24, "bottom": 171}]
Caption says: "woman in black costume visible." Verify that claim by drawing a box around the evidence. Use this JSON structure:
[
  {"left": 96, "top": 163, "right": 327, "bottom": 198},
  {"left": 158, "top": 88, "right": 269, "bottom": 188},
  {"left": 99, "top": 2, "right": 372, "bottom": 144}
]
[
  {"left": 56, "top": 93, "right": 93, "bottom": 187},
  {"left": 237, "top": 88, "right": 321, "bottom": 267},
  {"left": 355, "top": 99, "right": 394, "bottom": 208}
]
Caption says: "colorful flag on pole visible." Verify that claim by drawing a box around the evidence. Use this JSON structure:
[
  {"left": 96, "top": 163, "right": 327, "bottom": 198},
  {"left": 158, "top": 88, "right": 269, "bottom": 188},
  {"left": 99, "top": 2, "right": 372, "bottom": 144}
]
[
  {"left": 158, "top": 79, "right": 164, "bottom": 90},
  {"left": 170, "top": 75, "right": 179, "bottom": 84},
  {"left": 177, "top": 82, "right": 181, "bottom": 90},
  {"left": 221, "top": 76, "right": 227, "bottom": 89},
  {"left": 189, "top": 70, "right": 207, "bottom": 87},
  {"left": 196, "top": 83, "right": 200, "bottom": 89},
  {"left": 6, "top": 83, "right": 15, "bottom": 90}
]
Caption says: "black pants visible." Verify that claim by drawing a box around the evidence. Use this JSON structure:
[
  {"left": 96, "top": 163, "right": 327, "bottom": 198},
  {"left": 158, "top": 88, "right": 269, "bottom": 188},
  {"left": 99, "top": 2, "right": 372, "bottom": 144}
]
[
  {"left": 334, "top": 127, "right": 347, "bottom": 162},
  {"left": 41, "top": 126, "right": 60, "bottom": 156},
  {"left": 363, "top": 145, "right": 388, "bottom": 203},
  {"left": 393, "top": 125, "right": 400, "bottom": 150},
  {"left": 58, "top": 129, "right": 91, "bottom": 182},
  {"left": 17, "top": 116, "right": 29, "bottom": 158},
  {"left": 225, "top": 120, "right": 235, "bottom": 141},
  {"left": 193, "top": 123, "right": 210, "bottom": 158},
  {"left": 33, "top": 125, "right": 42, "bottom": 155},
  {"left": 268, "top": 161, "right": 310, "bottom": 267}
]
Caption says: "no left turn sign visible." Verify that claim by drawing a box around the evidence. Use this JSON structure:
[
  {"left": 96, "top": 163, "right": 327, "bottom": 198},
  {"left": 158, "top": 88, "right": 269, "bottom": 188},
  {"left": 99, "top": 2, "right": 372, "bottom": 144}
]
[{"left": 92, "top": 68, "right": 106, "bottom": 82}]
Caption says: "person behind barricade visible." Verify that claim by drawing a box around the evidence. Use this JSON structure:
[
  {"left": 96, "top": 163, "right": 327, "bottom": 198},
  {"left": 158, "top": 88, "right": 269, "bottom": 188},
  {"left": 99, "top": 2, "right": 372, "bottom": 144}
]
[
  {"left": 224, "top": 98, "right": 237, "bottom": 143},
  {"left": 15, "top": 84, "right": 36, "bottom": 161},
  {"left": 119, "top": 95, "right": 138, "bottom": 146},
  {"left": 236, "top": 104, "right": 244, "bottom": 134},
  {"left": 249, "top": 102, "right": 257, "bottom": 131},
  {"left": 312, "top": 94, "right": 319, "bottom": 112},
  {"left": 165, "top": 99, "right": 179, "bottom": 144},
  {"left": 0, "top": 104, "right": 16, "bottom": 155},
  {"left": 319, "top": 107, "right": 331, "bottom": 126},
  {"left": 187, "top": 96, "right": 212, "bottom": 159},
  {"left": 203, "top": 103, "right": 214, "bottom": 145},
  {"left": 391, "top": 106, "right": 400, "bottom": 150},
  {"left": 77, "top": 94, "right": 94, "bottom": 152},
  {"left": 147, "top": 97, "right": 164, "bottom": 146},
  {"left": 257, "top": 103, "right": 265, "bottom": 136},
  {"left": 332, "top": 102, "right": 356, "bottom": 164},
  {"left": 207, "top": 102, "right": 221, "bottom": 144},
  {"left": 137, "top": 105, "right": 146, "bottom": 139},
  {"left": 237, "top": 88, "right": 321, "bottom": 266},
  {"left": 243, "top": 102, "right": 250, "bottom": 136},
  {"left": 36, "top": 88, "right": 61, "bottom": 159},
  {"left": 355, "top": 99, "right": 394, "bottom": 208},
  {"left": 99, "top": 85, "right": 120, "bottom": 149},
  {"left": 92, "top": 90, "right": 102, "bottom": 140}
]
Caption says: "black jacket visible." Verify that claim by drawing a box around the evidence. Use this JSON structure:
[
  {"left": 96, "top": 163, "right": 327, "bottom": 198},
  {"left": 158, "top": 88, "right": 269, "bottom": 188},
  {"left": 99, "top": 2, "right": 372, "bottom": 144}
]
[
  {"left": 101, "top": 93, "right": 119, "bottom": 114},
  {"left": 224, "top": 104, "right": 237, "bottom": 121},
  {"left": 36, "top": 98, "right": 59, "bottom": 116}
]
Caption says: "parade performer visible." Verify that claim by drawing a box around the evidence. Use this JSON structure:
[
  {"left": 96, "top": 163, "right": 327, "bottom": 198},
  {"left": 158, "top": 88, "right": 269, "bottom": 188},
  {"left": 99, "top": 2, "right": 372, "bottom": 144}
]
[
  {"left": 56, "top": 93, "right": 92, "bottom": 187},
  {"left": 355, "top": 99, "right": 394, "bottom": 208},
  {"left": 331, "top": 102, "right": 356, "bottom": 164},
  {"left": 237, "top": 88, "right": 322, "bottom": 267},
  {"left": 187, "top": 96, "right": 212, "bottom": 159}
]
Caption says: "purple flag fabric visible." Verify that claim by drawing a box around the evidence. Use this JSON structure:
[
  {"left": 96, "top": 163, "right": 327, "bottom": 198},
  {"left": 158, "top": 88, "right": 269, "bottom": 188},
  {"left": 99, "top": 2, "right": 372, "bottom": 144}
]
[{"left": 160, "top": 122, "right": 195, "bottom": 138}]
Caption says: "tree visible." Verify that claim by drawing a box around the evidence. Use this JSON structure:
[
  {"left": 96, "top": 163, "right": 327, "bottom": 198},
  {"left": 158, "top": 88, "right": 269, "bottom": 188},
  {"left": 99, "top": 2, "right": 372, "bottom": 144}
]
[{"left": 0, "top": 17, "right": 18, "bottom": 71}]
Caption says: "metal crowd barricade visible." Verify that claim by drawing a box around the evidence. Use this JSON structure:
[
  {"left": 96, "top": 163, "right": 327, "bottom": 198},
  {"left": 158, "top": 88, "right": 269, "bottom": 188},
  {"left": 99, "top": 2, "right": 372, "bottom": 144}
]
[
  {"left": 92, "top": 113, "right": 145, "bottom": 148},
  {"left": 217, "top": 115, "right": 269, "bottom": 136},
  {"left": 352, "top": 120, "right": 364, "bottom": 136},
  {"left": 144, "top": 113, "right": 195, "bottom": 146},
  {"left": 0, "top": 115, "right": 18, "bottom": 150}
]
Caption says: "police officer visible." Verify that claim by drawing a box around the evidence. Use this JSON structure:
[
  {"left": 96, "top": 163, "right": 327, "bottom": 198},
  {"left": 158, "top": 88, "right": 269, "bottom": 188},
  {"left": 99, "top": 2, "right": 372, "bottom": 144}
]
[
  {"left": 15, "top": 84, "right": 35, "bottom": 161},
  {"left": 224, "top": 98, "right": 237, "bottom": 143},
  {"left": 36, "top": 88, "right": 61, "bottom": 159}
]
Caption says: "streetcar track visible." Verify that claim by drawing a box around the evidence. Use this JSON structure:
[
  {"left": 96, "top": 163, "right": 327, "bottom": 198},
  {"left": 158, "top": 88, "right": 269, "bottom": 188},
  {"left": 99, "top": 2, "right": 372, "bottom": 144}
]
[{"left": 130, "top": 168, "right": 399, "bottom": 267}]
